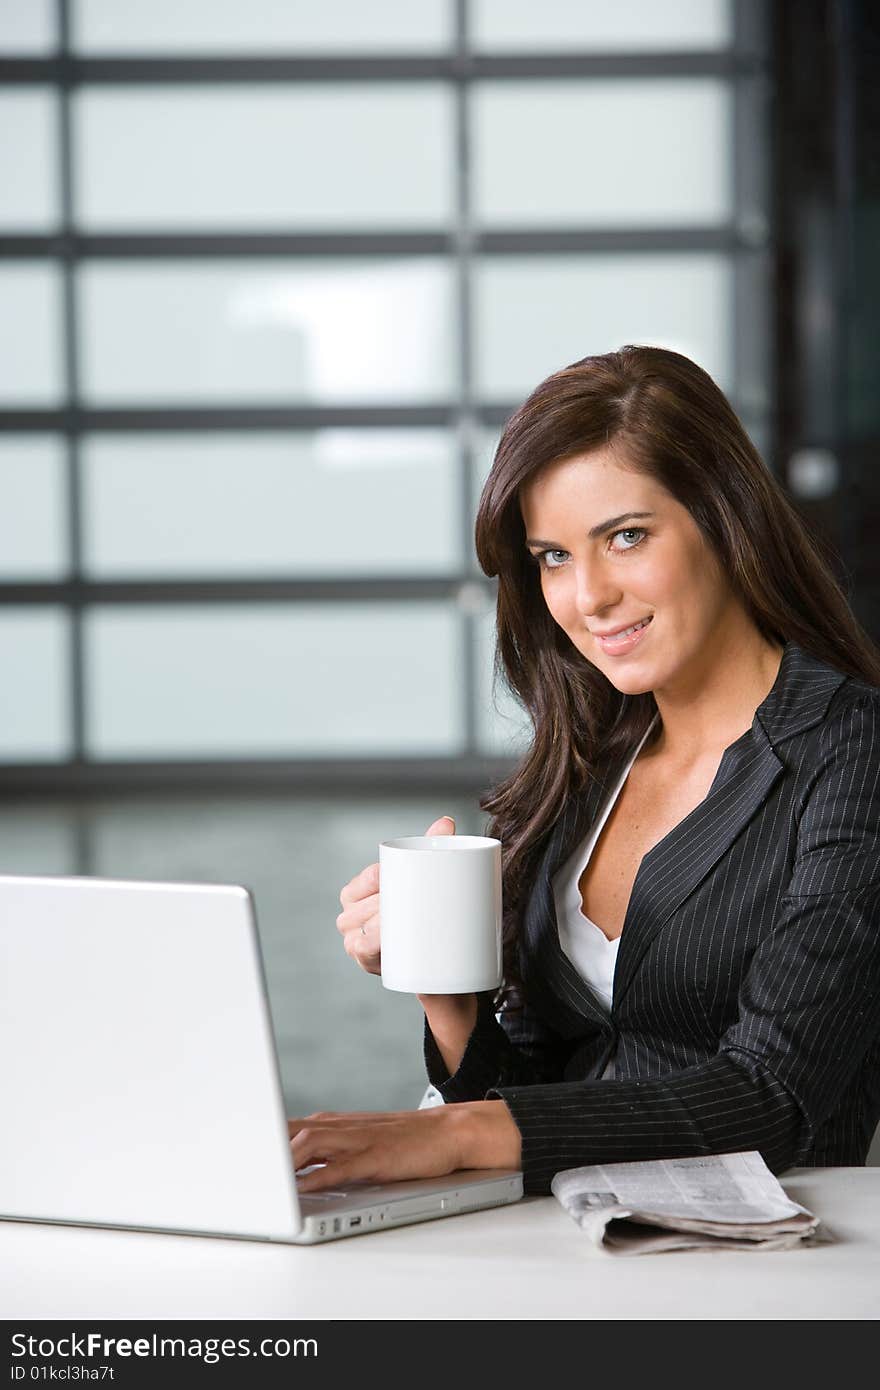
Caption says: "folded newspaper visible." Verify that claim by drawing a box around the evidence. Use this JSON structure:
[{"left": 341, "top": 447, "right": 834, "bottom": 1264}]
[{"left": 551, "top": 1151, "right": 821, "bottom": 1255}]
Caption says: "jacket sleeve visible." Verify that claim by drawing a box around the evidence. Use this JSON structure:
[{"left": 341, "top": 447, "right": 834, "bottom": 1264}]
[
  {"left": 485, "top": 693, "right": 880, "bottom": 1193},
  {"left": 423, "top": 987, "right": 576, "bottom": 1103}
]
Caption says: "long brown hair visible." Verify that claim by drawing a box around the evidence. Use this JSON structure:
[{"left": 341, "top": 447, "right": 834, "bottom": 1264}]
[{"left": 475, "top": 345, "right": 880, "bottom": 999}]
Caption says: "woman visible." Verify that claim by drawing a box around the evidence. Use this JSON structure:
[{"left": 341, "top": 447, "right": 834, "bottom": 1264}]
[{"left": 290, "top": 345, "right": 880, "bottom": 1195}]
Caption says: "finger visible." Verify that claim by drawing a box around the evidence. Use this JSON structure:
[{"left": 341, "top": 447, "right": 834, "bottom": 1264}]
[
  {"left": 340, "top": 907, "right": 379, "bottom": 939},
  {"left": 351, "top": 938, "right": 381, "bottom": 970},
  {"left": 342, "top": 947, "right": 380, "bottom": 977},
  {"left": 290, "top": 1123, "right": 368, "bottom": 1170},
  {"left": 288, "top": 1111, "right": 406, "bottom": 1138},
  {"left": 353, "top": 909, "right": 380, "bottom": 938},
  {"left": 296, "top": 1153, "right": 381, "bottom": 1192},
  {"left": 341, "top": 918, "right": 380, "bottom": 967},
  {"left": 339, "top": 862, "right": 380, "bottom": 908},
  {"left": 336, "top": 893, "right": 379, "bottom": 936},
  {"left": 424, "top": 815, "right": 456, "bottom": 837},
  {"left": 290, "top": 1123, "right": 396, "bottom": 1188}
]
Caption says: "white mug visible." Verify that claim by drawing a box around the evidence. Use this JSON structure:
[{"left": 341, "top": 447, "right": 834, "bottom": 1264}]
[{"left": 379, "top": 835, "right": 502, "bottom": 994}]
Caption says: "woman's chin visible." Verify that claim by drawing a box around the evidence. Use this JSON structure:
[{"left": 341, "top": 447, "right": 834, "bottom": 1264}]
[
  {"left": 595, "top": 655, "right": 656, "bottom": 696},
  {"left": 608, "top": 675, "right": 655, "bottom": 696}
]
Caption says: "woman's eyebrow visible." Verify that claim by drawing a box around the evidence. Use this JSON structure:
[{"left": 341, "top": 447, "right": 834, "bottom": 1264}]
[{"left": 525, "top": 511, "right": 655, "bottom": 547}]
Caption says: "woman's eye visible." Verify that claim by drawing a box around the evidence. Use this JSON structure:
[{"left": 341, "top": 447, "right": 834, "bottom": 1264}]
[
  {"left": 609, "top": 528, "right": 646, "bottom": 552},
  {"left": 539, "top": 549, "right": 568, "bottom": 569}
]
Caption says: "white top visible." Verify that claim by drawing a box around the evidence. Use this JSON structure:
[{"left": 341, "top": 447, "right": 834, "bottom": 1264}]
[{"left": 552, "top": 716, "right": 659, "bottom": 1072}]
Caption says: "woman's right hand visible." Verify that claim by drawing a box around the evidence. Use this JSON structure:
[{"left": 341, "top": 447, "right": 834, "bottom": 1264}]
[{"left": 336, "top": 815, "right": 456, "bottom": 976}]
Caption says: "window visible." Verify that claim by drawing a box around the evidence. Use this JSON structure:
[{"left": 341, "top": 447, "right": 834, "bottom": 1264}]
[{"left": 0, "top": 0, "right": 770, "bottom": 785}]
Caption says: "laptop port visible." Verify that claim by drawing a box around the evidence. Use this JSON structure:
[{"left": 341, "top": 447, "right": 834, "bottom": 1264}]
[
  {"left": 333, "top": 1218, "right": 341, "bottom": 1234},
  {"left": 349, "top": 1216, "right": 362, "bottom": 1228}
]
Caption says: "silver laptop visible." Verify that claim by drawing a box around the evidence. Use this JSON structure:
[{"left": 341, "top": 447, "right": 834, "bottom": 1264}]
[{"left": 0, "top": 873, "right": 521, "bottom": 1244}]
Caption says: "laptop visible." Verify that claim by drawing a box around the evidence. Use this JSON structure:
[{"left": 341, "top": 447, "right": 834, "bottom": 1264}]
[{"left": 0, "top": 873, "right": 522, "bottom": 1244}]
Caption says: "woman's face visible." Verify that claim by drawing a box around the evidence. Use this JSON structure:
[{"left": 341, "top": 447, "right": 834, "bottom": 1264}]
[{"left": 518, "top": 446, "right": 739, "bottom": 697}]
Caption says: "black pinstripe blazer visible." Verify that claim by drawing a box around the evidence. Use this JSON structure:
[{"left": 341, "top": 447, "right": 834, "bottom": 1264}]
[{"left": 425, "top": 641, "right": 880, "bottom": 1194}]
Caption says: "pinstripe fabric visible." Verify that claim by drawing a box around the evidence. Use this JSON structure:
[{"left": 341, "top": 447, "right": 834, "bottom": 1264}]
[{"left": 424, "top": 642, "right": 880, "bottom": 1194}]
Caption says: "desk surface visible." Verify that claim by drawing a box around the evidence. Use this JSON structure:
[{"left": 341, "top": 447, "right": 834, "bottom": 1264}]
[{"left": 3, "top": 1168, "right": 879, "bottom": 1321}]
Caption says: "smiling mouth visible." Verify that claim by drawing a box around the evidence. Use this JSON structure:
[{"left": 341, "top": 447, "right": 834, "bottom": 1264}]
[{"left": 596, "top": 616, "right": 653, "bottom": 644}]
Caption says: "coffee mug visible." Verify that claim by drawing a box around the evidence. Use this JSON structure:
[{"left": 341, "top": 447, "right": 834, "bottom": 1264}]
[{"left": 379, "top": 835, "right": 502, "bottom": 994}]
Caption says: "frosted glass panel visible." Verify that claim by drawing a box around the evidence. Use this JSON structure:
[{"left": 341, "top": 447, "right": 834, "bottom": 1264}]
[
  {"left": 74, "top": 0, "right": 452, "bottom": 52},
  {"left": 85, "top": 604, "right": 462, "bottom": 758},
  {"left": 475, "top": 609, "right": 530, "bottom": 755},
  {"left": 471, "top": 428, "right": 500, "bottom": 549},
  {"left": 0, "top": 807, "right": 78, "bottom": 875},
  {"left": 472, "top": 0, "right": 730, "bottom": 51},
  {"left": 0, "top": 0, "right": 56, "bottom": 52},
  {"left": 78, "top": 259, "right": 455, "bottom": 404},
  {"left": 82, "top": 431, "right": 461, "bottom": 577},
  {"left": 75, "top": 86, "right": 453, "bottom": 231},
  {"left": 0, "top": 90, "right": 58, "bottom": 230},
  {"left": 0, "top": 608, "right": 71, "bottom": 762},
  {"left": 0, "top": 264, "right": 63, "bottom": 405},
  {"left": 474, "top": 254, "right": 730, "bottom": 399},
  {"left": 473, "top": 80, "right": 730, "bottom": 227},
  {"left": 0, "top": 436, "right": 67, "bottom": 579}
]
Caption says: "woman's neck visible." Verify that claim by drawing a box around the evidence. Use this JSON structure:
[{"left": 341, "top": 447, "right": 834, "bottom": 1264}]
[{"left": 649, "top": 616, "right": 784, "bottom": 768}]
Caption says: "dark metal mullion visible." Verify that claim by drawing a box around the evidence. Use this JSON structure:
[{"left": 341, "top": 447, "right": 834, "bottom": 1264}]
[
  {"left": 0, "top": 232, "right": 452, "bottom": 258},
  {"left": 730, "top": 3, "right": 749, "bottom": 437},
  {"left": 0, "top": 406, "right": 459, "bottom": 431},
  {"left": 479, "top": 228, "right": 746, "bottom": 253},
  {"left": 0, "top": 53, "right": 768, "bottom": 84},
  {"left": 829, "top": 0, "right": 877, "bottom": 618},
  {"left": 831, "top": 0, "right": 854, "bottom": 503},
  {"left": 54, "top": 0, "right": 87, "bottom": 780},
  {"left": 731, "top": 0, "right": 773, "bottom": 455},
  {"left": 0, "top": 755, "right": 518, "bottom": 798},
  {"left": 0, "top": 579, "right": 490, "bottom": 605},
  {"left": 453, "top": 0, "right": 481, "bottom": 762},
  {"left": 0, "top": 228, "right": 759, "bottom": 259},
  {"left": 0, "top": 394, "right": 769, "bottom": 434}
]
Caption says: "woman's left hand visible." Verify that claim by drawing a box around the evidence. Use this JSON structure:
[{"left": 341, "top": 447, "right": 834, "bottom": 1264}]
[{"left": 288, "top": 1100, "right": 521, "bottom": 1192}]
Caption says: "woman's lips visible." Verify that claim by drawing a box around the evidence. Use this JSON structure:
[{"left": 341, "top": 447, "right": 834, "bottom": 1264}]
[{"left": 595, "top": 615, "right": 653, "bottom": 656}]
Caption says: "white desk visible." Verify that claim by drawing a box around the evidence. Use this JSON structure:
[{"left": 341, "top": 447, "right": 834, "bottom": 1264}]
[{"left": 3, "top": 1169, "right": 879, "bottom": 1321}]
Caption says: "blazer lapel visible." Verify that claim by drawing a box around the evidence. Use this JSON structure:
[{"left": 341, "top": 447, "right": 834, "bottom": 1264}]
[
  {"left": 611, "top": 641, "right": 848, "bottom": 1006},
  {"left": 611, "top": 721, "right": 785, "bottom": 1005}
]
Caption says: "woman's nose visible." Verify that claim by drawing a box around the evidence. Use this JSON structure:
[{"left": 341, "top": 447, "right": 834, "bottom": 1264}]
[{"left": 574, "top": 560, "right": 621, "bottom": 617}]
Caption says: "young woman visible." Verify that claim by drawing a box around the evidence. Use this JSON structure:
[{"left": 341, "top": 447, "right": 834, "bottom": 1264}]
[{"left": 290, "top": 345, "right": 880, "bottom": 1194}]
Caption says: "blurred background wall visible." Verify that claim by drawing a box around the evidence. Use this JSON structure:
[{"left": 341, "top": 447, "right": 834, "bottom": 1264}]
[{"left": 0, "top": 1, "right": 877, "bottom": 1130}]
